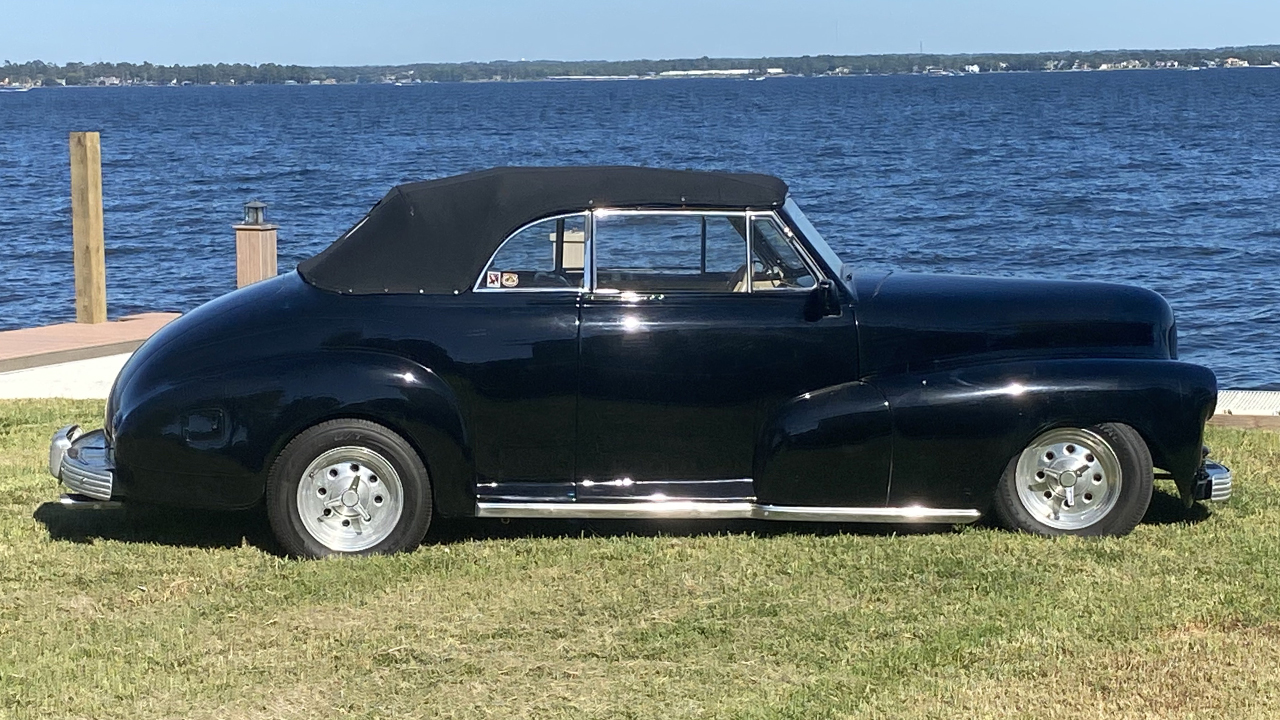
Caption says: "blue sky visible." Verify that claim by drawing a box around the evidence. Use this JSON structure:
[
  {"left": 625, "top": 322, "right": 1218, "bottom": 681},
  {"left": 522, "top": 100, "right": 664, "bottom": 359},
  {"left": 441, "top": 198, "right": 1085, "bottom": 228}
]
[{"left": 3, "top": 0, "right": 1278, "bottom": 65}]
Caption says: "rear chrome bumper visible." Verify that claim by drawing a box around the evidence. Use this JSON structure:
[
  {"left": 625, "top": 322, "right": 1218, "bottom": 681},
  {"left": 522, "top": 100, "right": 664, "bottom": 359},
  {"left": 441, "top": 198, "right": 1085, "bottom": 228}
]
[{"left": 49, "top": 425, "right": 114, "bottom": 501}]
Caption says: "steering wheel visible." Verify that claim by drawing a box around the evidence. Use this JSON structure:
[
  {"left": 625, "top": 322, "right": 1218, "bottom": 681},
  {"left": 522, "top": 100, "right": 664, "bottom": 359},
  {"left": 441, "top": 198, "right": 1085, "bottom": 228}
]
[{"left": 532, "top": 271, "right": 573, "bottom": 287}]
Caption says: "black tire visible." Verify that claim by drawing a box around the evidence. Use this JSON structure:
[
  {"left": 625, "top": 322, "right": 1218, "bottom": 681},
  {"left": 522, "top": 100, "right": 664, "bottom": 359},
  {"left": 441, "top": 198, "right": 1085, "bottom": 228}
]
[
  {"left": 266, "top": 418, "right": 433, "bottom": 558},
  {"left": 992, "top": 423, "right": 1153, "bottom": 537}
]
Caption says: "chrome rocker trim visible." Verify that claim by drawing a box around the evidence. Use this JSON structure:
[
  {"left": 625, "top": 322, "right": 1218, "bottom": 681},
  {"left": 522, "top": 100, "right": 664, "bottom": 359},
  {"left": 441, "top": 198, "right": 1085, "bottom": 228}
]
[
  {"left": 49, "top": 425, "right": 115, "bottom": 502},
  {"left": 475, "top": 501, "right": 982, "bottom": 524}
]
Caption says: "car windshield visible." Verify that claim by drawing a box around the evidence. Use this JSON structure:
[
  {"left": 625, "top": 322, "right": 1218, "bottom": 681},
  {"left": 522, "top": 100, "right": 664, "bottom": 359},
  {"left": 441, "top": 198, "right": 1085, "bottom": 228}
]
[{"left": 782, "top": 198, "right": 850, "bottom": 287}]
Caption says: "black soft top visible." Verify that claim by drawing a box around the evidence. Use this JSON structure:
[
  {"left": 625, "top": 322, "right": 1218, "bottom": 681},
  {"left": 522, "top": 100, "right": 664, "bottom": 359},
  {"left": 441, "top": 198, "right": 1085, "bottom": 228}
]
[{"left": 297, "top": 166, "right": 788, "bottom": 295}]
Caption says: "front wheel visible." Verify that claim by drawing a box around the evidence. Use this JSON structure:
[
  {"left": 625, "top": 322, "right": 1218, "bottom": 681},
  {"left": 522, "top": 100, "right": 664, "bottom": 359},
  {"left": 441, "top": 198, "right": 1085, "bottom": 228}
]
[
  {"left": 992, "top": 423, "right": 1152, "bottom": 537},
  {"left": 266, "top": 419, "right": 433, "bottom": 558}
]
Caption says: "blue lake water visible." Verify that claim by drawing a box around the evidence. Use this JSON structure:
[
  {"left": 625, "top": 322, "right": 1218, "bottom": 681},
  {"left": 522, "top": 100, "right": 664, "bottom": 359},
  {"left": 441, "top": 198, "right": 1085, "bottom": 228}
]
[{"left": 1, "top": 71, "right": 1278, "bottom": 388}]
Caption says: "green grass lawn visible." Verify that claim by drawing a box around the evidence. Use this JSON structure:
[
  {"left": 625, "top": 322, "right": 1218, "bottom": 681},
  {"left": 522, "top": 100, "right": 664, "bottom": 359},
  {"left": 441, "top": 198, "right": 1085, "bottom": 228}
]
[{"left": 3, "top": 399, "right": 1279, "bottom": 719}]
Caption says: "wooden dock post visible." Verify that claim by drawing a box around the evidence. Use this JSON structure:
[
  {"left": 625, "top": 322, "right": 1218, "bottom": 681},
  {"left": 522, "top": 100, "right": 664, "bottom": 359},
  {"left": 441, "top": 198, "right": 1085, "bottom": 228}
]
[
  {"left": 69, "top": 131, "right": 107, "bottom": 324},
  {"left": 234, "top": 201, "right": 278, "bottom": 288}
]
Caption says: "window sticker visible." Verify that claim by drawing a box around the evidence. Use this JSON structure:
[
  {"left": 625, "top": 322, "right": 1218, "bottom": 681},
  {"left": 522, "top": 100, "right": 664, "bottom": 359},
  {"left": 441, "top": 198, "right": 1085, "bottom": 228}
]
[
  {"left": 486, "top": 271, "right": 501, "bottom": 288},
  {"left": 501, "top": 272, "right": 519, "bottom": 288}
]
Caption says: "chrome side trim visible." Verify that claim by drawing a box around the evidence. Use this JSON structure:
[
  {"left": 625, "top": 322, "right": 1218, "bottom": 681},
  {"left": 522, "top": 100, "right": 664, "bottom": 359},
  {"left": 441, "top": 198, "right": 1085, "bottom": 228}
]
[
  {"left": 754, "top": 505, "right": 982, "bottom": 524},
  {"left": 478, "top": 501, "right": 756, "bottom": 520},
  {"left": 576, "top": 477, "right": 755, "bottom": 502},
  {"left": 475, "top": 501, "right": 982, "bottom": 524},
  {"left": 1204, "top": 461, "right": 1233, "bottom": 502}
]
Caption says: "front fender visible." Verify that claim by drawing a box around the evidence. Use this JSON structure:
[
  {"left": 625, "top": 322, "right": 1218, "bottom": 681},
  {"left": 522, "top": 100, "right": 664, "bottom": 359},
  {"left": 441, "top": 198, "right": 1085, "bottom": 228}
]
[
  {"left": 872, "top": 359, "right": 1217, "bottom": 509},
  {"left": 753, "top": 381, "right": 892, "bottom": 507},
  {"left": 113, "top": 350, "right": 473, "bottom": 514}
]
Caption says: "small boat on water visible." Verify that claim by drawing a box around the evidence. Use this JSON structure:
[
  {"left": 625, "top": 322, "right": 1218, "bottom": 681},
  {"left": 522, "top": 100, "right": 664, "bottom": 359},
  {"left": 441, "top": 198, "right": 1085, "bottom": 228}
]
[{"left": 0, "top": 86, "right": 33, "bottom": 93}]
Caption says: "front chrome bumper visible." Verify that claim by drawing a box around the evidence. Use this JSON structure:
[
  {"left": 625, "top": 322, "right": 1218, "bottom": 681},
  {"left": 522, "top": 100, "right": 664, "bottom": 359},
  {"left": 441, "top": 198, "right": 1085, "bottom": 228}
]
[
  {"left": 49, "top": 425, "right": 115, "bottom": 501},
  {"left": 1203, "top": 461, "right": 1232, "bottom": 502},
  {"left": 1192, "top": 457, "right": 1232, "bottom": 503}
]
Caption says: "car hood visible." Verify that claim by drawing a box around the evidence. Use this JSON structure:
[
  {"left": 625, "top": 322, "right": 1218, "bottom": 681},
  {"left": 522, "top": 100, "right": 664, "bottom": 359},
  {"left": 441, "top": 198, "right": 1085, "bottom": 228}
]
[{"left": 852, "top": 272, "right": 1177, "bottom": 377}]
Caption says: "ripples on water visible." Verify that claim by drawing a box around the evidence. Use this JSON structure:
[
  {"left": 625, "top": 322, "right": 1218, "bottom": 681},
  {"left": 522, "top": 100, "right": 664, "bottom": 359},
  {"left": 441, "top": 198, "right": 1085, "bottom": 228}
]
[{"left": 1, "top": 71, "right": 1278, "bottom": 387}]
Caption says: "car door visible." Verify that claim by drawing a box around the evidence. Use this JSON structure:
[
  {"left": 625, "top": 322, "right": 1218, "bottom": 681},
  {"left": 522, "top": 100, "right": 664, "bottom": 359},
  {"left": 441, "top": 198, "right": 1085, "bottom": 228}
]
[{"left": 576, "top": 209, "right": 888, "bottom": 506}]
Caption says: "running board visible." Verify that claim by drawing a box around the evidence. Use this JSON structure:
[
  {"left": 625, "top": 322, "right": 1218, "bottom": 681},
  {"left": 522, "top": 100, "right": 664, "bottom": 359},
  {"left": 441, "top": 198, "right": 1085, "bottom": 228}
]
[{"left": 475, "top": 501, "right": 981, "bottom": 524}]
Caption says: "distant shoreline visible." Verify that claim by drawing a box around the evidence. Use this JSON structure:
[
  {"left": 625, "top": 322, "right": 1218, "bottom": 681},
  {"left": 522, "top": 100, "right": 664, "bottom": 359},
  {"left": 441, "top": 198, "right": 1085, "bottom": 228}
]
[
  {"left": 4, "top": 63, "right": 1276, "bottom": 90},
  {"left": 3, "top": 45, "right": 1279, "bottom": 88}
]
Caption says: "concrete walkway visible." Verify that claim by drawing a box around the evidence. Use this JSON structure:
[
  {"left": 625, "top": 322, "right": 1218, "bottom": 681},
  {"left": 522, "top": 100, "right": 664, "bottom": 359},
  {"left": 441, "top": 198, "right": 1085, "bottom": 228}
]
[
  {"left": 0, "top": 313, "right": 178, "bottom": 400},
  {"left": 0, "top": 352, "right": 132, "bottom": 399}
]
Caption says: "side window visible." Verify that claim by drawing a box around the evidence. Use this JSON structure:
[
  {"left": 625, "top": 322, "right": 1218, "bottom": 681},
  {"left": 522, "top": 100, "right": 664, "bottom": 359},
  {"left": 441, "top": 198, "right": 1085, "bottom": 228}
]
[
  {"left": 594, "top": 213, "right": 748, "bottom": 292},
  {"left": 479, "top": 214, "right": 586, "bottom": 290},
  {"left": 750, "top": 217, "right": 817, "bottom": 290}
]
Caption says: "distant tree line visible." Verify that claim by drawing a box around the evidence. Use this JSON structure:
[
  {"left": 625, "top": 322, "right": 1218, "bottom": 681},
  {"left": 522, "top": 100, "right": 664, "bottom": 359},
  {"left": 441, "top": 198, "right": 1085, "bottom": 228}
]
[
  {"left": 4, "top": 45, "right": 1279, "bottom": 86},
  {"left": 1, "top": 61, "right": 316, "bottom": 86}
]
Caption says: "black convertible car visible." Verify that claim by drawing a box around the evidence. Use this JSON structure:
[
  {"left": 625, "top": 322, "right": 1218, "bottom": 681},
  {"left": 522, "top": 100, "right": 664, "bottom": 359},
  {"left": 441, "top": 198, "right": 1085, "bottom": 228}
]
[{"left": 49, "top": 167, "right": 1232, "bottom": 557}]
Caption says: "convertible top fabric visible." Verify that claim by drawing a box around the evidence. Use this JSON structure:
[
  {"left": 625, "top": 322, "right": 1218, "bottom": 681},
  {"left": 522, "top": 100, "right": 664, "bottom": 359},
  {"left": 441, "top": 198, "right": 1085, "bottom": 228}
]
[{"left": 297, "top": 166, "right": 788, "bottom": 295}]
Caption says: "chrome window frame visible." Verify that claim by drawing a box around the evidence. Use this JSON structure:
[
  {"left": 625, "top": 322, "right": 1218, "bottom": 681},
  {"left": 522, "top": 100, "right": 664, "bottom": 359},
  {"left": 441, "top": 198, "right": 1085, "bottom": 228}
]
[
  {"left": 589, "top": 208, "right": 754, "bottom": 294},
  {"left": 472, "top": 211, "right": 591, "bottom": 293},
  {"left": 745, "top": 211, "right": 827, "bottom": 293},
  {"left": 473, "top": 207, "right": 827, "bottom": 295},
  {"left": 780, "top": 197, "right": 850, "bottom": 286}
]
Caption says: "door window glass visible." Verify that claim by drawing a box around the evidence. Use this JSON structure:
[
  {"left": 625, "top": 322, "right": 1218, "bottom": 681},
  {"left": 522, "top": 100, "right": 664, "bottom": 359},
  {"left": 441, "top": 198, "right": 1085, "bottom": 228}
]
[
  {"left": 750, "top": 217, "right": 817, "bottom": 290},
  {"left": 479, "top": 214, "right": 586, "bottom": 290},
  {"left": 593, "top": 213, "right": 748, "bottom": 293}
]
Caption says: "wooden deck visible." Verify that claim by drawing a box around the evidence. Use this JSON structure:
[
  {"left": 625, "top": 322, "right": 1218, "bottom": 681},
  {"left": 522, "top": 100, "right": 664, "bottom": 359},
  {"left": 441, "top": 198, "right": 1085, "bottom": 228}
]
[
  {"left": 0, "top": 313, "right": 180, "bottom": 373},
  {"left": 1209, "top": 390, "right": 1280, "bottom": 430}
]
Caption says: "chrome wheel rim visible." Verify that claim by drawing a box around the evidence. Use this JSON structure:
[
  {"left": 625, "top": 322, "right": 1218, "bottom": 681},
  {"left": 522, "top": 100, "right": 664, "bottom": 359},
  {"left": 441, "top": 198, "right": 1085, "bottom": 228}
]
[
  {"left": 297, "top": 446, "right": 404, "bottom": 552},
  {"left": 1015, "top": 428, "right": 1122, "bottom": 531}
]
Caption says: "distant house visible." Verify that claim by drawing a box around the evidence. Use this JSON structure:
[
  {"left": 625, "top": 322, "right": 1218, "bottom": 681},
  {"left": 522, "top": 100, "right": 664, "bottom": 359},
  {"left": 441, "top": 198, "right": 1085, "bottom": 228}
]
[
  {"left": 1223, "top": 57, "right": 1250, "bottom": 68},
  {"left": 658, "top": 69, "right": 754, "bottom": 77}
]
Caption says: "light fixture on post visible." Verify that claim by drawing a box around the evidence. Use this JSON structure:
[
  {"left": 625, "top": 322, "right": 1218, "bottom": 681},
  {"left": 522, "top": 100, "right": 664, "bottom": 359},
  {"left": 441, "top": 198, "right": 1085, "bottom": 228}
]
[{"left": 242, "top": 200, "right": 268, "bottom": 226}]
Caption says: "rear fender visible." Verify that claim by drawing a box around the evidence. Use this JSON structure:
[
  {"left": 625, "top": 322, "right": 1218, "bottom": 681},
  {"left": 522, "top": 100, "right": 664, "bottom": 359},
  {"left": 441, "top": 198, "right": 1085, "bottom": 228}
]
[{"left": 114, "top": 350, "right": 473, "bottom": 514}]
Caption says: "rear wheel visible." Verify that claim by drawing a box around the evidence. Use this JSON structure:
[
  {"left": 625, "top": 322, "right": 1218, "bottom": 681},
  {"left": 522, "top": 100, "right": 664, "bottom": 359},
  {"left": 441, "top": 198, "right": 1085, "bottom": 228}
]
[
  {"left": 993, "top": 423, "right": 1152, "bottom": 537},
  {"left": 266, "top": 419, "right": 432, "bottom": 558}
]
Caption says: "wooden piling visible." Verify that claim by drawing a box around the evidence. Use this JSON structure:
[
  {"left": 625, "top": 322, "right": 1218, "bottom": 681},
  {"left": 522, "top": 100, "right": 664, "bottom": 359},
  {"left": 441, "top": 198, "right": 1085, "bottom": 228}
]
[
  {"left": 69, "top": 131, "right": 107, "bottom": 323},
  {"left": 234, "top": 221, "right": 278, "bottom": 288}
]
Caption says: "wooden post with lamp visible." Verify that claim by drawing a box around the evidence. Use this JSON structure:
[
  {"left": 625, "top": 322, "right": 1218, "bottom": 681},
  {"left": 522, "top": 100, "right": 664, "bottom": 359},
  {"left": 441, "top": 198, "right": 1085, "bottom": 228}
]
[{"left": 234, "top": 200, "right": 278, "bottom": 288}]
